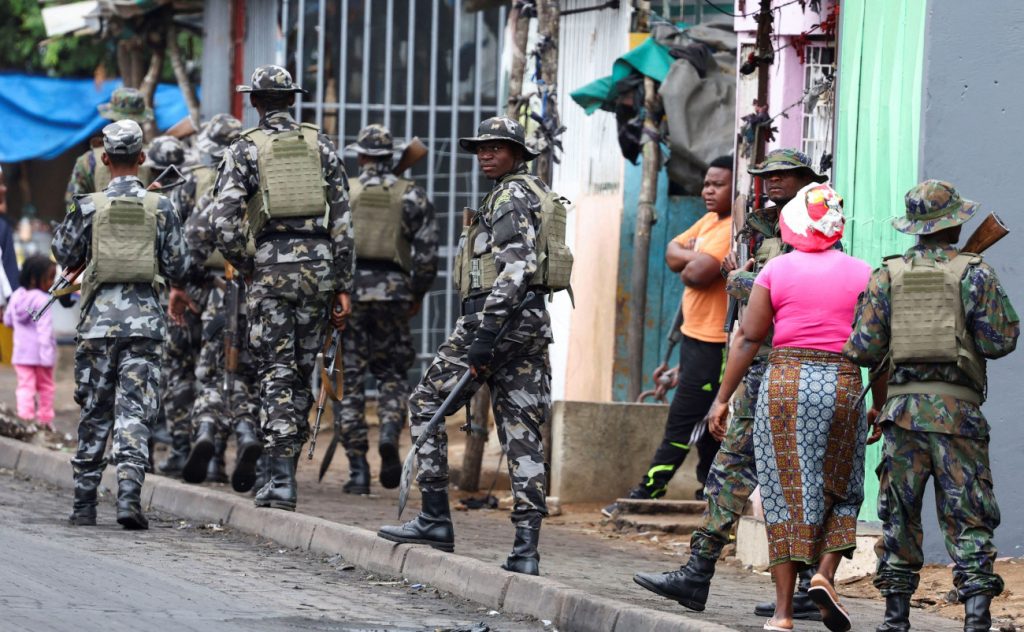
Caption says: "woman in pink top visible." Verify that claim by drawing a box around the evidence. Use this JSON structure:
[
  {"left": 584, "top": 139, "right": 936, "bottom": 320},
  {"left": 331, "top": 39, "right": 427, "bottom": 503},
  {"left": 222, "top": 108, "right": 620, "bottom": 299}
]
[
  {"left": 706, "top": 184, "right": 876, "bottom": 632},
  {"left": 3, "top": 256, "right": 58, "bottom": 426}
]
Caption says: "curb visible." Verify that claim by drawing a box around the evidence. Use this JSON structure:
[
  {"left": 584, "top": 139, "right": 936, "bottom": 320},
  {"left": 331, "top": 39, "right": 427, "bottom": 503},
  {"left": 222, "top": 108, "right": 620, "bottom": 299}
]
[{"left": 0, "top": 436, "right": 739, "bottom": 632}]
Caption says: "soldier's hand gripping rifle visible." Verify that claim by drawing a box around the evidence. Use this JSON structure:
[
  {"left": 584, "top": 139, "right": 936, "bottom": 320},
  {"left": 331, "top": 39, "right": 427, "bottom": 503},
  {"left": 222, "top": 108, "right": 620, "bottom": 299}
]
[
  {"left": 855, "top": 211, "right": 1009, "bottom": 408},
  {"left": 307, "top": 324, "right": 343, "bottom": 460},
  {"left": 222, "top": 263, "right": 245, "bottom": 406},
  {"left": 397, "top": 291, "right": 536, "bottom": 519},
  {"left": 31, "top": 265, "right": 84, "bottom": 322}
]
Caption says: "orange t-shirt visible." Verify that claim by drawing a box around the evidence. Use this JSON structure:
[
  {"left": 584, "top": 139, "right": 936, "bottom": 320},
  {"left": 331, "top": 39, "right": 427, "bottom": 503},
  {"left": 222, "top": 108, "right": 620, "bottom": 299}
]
[{"left": 673, "top": 212, "right": 732, "bottom": 343}]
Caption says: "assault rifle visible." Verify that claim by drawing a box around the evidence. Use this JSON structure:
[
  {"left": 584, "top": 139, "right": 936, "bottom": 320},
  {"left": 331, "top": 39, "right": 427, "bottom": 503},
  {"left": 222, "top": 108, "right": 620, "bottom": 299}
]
[
  {"left": 392, "top": 137, "right": 428, "bottom": 177},
  {"left": 146, "top": 164, "right": 187, "bottom": 192},
  {"left": 31, "top": 265, "right": 84, "bottom": 322},
  {"left": 222, "top": 263, "right": 245, "bottom": 405},
  {"left": 307, "top": 326, "right": 343, "bottom": 460},
  {"left": 856, "top": 211, "right": 1009, "bottom": 408}
]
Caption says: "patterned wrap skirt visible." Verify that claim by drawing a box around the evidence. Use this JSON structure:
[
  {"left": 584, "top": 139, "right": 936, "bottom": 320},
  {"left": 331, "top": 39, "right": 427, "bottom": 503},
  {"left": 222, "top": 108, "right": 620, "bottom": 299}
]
[{"left": 753, "top": 347, "right": 867, "bottom": 567}]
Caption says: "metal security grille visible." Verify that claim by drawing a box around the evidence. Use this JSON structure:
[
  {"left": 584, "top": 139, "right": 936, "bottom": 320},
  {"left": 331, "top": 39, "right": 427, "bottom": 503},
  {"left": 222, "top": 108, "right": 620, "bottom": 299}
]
[
  {"left": 281, "top": 1, "right": 507, "bottom": 372},
  {"left": 801, "top": 44, "right": 836, "bottom": 172}
]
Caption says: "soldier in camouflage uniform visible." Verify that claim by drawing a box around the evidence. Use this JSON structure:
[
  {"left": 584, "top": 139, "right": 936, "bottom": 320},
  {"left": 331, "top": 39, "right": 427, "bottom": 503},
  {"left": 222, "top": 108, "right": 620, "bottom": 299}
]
[
  {"left": 634, "top": 149, "right": 826, "bottom": 618},
  {"left": 378, "top": 117, "right": 554, "bottom": 576},
  {"left": 65, "top": 87, "right": 154, "bottom": 205},
  {"left": 844, "top": 180, "right": 1019, "bottom": 632},
  {"left": 174, "top": 114, "right": 265, "bottom": 492},
  {"left": 53, "top": 120, "right": 190, "bottom": 529},
  {"left": 331, "top": 124, "right": 438, "bottom": 494},
  {"left": 210, "top": 66, "right": 353, "bottom": 511}
]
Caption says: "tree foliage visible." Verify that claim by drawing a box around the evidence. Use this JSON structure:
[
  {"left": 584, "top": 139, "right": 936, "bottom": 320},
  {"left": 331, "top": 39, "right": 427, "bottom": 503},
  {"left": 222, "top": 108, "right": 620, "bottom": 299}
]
[{"left": 0, "top": 0, "right": 114, "bottom": 77}]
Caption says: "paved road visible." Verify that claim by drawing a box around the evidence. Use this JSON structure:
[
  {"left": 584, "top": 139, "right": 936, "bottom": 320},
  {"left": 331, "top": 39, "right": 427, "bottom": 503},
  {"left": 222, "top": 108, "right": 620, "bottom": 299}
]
[{"left": 0, "top": 472, "right": 543, "bottom": 632}]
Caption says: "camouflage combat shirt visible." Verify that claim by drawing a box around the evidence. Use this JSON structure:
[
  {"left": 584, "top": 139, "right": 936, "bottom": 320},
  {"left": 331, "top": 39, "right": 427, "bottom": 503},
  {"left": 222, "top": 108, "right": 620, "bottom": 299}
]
[
  {"left": 52, "top": 175, "right": 190, "bottom": 340},
  {"left": 843, "top": 243, "right": 1020, "bottom": 438},
  {"left": 352, "top": 163, "right": 438, "bottom": 303},
  {"left": 210, "top": 109, "right": 354, "bottom": 298}
]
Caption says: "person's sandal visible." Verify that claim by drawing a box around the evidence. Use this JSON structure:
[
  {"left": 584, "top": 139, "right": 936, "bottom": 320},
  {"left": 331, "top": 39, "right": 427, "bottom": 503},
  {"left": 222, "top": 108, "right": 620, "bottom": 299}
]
[
  {"left": 763, "top": 620, "right": 793, "bottom": 631},
  {"left": 807, "top": 573, "right": 852, "bottom": 632}
]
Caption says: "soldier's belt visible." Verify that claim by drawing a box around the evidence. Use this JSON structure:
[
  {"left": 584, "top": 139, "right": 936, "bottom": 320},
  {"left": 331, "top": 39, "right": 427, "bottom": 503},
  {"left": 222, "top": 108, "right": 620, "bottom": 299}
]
[
  {"left": 461, "top": 291, "right": 545, "bottom": 317},
  {"left": 886, "top": 381, "right": 981, "bottom": 405},
  {"left": 356, "top": 259, "right": 406, "bottom": 274},
  {"left": 255, "top": 229, "right": 330, "bottom": 245}
]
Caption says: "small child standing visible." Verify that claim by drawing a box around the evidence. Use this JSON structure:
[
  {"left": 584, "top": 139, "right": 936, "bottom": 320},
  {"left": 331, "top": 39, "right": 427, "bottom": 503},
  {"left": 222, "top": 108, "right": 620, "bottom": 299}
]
[{"left": 4, "top": 255, "right": 57, "bottom": 427}]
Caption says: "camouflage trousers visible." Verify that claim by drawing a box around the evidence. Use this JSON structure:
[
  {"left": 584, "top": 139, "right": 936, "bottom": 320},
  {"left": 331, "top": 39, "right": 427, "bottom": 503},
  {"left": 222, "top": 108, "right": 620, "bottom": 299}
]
[
  {"left": 332, "top": 301, "right": 415, "bottom": 456},
  {"left": 72, "top": 337, "right": 161, "bottom": 490},
  {"left": 162, "top": 309, "right": 202, "bottom": 440},
  {"left": 410, "top": 310, "right": 551, "bottom": 528},
  {"left": 190, "top": 282, "right": 259, "bottom": 439},
  {"left": 690, "top": 358, "right": 765, "bottom": 560},
  {"left": 874, "top": 422, "right": 1003, "bottom": 599},
  {"left": 248, "top": 292, "right": 332, "bottom": 457}
]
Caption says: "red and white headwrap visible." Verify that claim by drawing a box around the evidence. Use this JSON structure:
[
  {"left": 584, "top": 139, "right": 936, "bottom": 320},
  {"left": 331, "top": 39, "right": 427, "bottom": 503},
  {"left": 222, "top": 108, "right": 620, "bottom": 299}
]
[{"left": 779, "top": 182, "right": 845, "bottom": 252}]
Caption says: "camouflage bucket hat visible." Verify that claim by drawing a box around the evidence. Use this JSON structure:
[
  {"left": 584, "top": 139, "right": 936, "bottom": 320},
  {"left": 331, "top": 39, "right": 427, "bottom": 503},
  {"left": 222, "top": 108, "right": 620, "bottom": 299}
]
[
  {"left": 345, "top": 124, "right": 394, "bottom": 157},
  {"left": 196, "top": 113, "right": 243, "bottom": 160},
  {"left": 893, "top": 179, "right": 979, "bottom": 235},
  {"left": 236, "top": 64, "right": 308, "bottom": 94},
  {"left": 458, "top": 116, "right": 539, "bottom": 160},
  {"left": 98, "top": 87, "right": 153, "bottom": 123},
  {"left": 102, "top": 120, "right": 144, "bottom": 156},
  {"left": 748, "top": 148, "right": 827, "bottom": 182},
  {"left": 143, "top": 135, "right": 186, "bottom": 168}
]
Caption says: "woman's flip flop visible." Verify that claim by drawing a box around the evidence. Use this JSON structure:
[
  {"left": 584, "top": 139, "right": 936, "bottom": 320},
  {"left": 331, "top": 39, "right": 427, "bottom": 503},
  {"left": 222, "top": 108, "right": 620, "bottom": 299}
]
[
  {"left": 807, "top": 573, "right": 852, "bottom": 632},
  {"left": 763, "top": 620, "right": 793, "bottom": 632}
]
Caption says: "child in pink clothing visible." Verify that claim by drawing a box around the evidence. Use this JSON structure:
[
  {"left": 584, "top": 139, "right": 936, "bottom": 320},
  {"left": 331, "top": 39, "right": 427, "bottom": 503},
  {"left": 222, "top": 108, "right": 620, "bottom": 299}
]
[{"left": 3, "top": 256, "right": 57, "bottom": 426}]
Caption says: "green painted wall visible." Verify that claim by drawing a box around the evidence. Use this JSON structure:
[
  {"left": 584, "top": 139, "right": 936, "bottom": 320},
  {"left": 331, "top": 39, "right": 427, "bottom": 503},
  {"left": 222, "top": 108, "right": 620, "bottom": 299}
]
[{"left": 834, "top": 0, "right": 927, "bottom": 521}]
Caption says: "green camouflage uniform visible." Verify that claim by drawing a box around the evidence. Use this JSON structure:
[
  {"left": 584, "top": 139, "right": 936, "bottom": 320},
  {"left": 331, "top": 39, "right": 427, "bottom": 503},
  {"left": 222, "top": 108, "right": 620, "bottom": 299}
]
[
  {"left": 333, "top": 124, "right": 438, "bottom": 461},
  {"left": 844, "top": 181, "right": 1019, "bottom": 601},
  {"left": 211, "top": 68, "right": 353, "bottom": 459},
  {"left": 52, "top": 120, "right": 190, "bottom": 498}
]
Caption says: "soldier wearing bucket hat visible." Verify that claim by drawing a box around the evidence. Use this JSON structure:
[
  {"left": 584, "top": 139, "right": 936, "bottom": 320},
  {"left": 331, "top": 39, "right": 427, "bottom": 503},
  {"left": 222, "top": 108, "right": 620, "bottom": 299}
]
[
  {"left": 195, "top": 114, "right": 243, "bottom": 165},
  {"left": 845, "top": 179, "right": 1019, "bottom": 632},
  {"left": 65, "top": 87, "right": 156, "bottom": 204},
  {"left": 208, "top": 64, "right": 353, "bottom": 512},
  {"left": 330, "top": 123, "right": 438, "bottom": 495},
  {"left": 53, "top": 117, "right": 189, "bottom": 530},
  {"left": 378, "top": 115, "right": 573, "bottom": 576}
]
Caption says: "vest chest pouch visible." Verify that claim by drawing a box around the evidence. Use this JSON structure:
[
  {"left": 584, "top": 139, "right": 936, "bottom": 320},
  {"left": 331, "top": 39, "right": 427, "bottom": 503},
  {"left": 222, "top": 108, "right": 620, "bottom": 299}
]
[
  {"left": 350, "top": 179, "right": 413, "bottom": 272},
  {"left": 82, "top": 192, "right": 160, "bottom": 306}
]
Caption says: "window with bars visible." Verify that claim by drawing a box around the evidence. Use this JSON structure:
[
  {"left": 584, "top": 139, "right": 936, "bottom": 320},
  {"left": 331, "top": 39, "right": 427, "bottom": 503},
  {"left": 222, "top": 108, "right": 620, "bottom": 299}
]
[
  {"left": 281, "top": 0, "right": 508, "bottom": 374},
  {"left": 801, "top": 43, "right": 836, "bottom": 175}
]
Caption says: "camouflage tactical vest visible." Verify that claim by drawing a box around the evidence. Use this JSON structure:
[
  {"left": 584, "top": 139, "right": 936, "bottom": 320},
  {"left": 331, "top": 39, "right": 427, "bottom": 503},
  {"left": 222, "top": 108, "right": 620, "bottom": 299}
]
[
  {"left": 885, "top": 253, "right": 986, "bottom": 403},
  {"left": 191, "top": 164, "right": 227, "bottom": 269},
  {"left": 80, "top": 192, "right": 161, "bottom": 307},
  {"left": 91, "top": 147, "right": 153, "bottom": 193},
  {"left": 349, "top": 178, "right": 413, "bottom": 272},
  {"left": 454, "top": 174, "right": 574, "bottom": 300},
  {"left": 243, "top": 124, "right": 328, "bottom": 237},
  {"left": 755, "top": 236, "right": 784, "bottom": 266}
]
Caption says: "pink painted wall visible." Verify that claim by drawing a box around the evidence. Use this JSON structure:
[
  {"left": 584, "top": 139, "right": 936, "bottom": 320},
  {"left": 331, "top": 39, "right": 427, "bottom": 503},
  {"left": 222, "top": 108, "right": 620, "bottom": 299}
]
[{"left": 734, "top": 0, "right": 836, "bottom": 36}]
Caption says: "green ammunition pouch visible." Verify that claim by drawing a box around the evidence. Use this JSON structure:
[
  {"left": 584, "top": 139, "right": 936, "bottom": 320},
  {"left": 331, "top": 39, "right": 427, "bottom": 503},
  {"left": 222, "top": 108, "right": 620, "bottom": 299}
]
[
  {"left": 80, "top": 192, "right": 161, "bottom": 307},
  {"left": 454, "top": 174, "right": 574, "bottom": 301},
  {"left": 886, "top": 253, "right": 986, "bottom": 403},
  {"left": 350, "top": 179, "right": 413, "bottom": 273},
  {"left": 755, "top": 236, "right": 784, "bottom": 266},
  {"left": 243, "top": 124, "right": 328, "bottom": 238},
  {"left": 91, "top": 147, "right": 152, "bottom": 192}
]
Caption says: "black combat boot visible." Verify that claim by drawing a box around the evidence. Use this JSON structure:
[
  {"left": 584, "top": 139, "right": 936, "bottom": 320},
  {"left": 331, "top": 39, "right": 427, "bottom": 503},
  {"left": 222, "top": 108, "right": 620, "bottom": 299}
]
[
  {"left": 253, "top": 453, "right": 297, "bottom": 511},
  {"left": 251, "top": 453, "right": 271, "bottom": 495},
  {"left": 378, "top": 421, "right": 402, "bottom": 489},
  {"left": 231, "top": 419, "right": 263, "bottom": 493},
  {"left": 754, "top": 566, "right": 823, "bottom": 621},
  {"left": 68, "top": 479, "right": 98, "bottom": 526},
  {"left": 150, "top": 423, "right": 173, "bottom": 446},
  {"left": 377, "top": 489, "right": 455, "bottom": 552},
  {"left": 158, "top": 433, "right": 191, "bottom": 477},
  {"left": 501, "top": 513, "right": 541, "bottom": 575},
  {"left": 182, "top": 421, "right": 216, "bottom": 484},
  {"left": 963, "top": 594, "right": 993, "bottom": 632},
  {"left": 116, "top": 479, "right": 149, "bottom": 530},
  {"left": 343, "top": 452, "right": 371, "bottom": 495},
  {"left": 206, "top": 437, "right": 229, "bottom": 484},
  {"left": 633, "top": 554, "right": 716, "bottom": 612},
  {"left": 875, "top": 594, "right": 911, "bottom": 632}
]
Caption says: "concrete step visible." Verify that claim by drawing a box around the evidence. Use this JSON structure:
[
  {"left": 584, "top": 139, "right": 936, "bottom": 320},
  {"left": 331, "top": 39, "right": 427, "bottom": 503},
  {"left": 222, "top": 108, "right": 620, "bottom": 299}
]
[
  {"left": 614, "top": 498, "right": 707, "bottom": 515},
  {"left": 612, "top": 511, "right": 705, "bottom": 536}
]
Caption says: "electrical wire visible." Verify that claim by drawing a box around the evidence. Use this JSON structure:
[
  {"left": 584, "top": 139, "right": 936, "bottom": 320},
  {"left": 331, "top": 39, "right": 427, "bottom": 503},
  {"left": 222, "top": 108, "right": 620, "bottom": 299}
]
[{"left": 702, "top": 0, "right": 807, "bottom": 19}]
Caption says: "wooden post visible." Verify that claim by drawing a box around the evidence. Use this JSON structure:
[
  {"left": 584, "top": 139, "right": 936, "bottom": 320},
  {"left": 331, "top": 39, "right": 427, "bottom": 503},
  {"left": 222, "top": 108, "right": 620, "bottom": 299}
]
[
  {"left": 533, "top": 0, "right": 560, "bottom": 184},
  {"left": 625, "top": 2, "right": 659, "bottom": 402},
  {"left": 753, "top": 0, "right": 773, "bottom": 165},
  {"left": 505, "top": 3, "right": 532, "bottom": 119},
  {"left": 166, "top": 25, "right": 200, "bottom": 124}
]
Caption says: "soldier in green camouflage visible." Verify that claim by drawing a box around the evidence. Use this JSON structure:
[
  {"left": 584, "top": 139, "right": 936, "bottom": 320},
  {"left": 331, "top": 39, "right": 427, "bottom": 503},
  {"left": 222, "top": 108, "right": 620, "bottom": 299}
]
[
  {"left": 378, "top": 117, "right": 555, "bottom": 576},
  {"left": 634, "top": 149, "right": 826, "bottom": 618},
  {"left": 53, "top": 119, "right": 190, "bottom": 529},
  {"left": 210, "top": 65, "right": 354, "bottom": 511},
  {"left": 65, "top": 87, "right": 154, "bottom": 204},
  {"left": 331, "top": 123, "right": 438, "bottom": 495},
  {"left": 844, "top": 180, "right": 1019, "bottom": 632}
]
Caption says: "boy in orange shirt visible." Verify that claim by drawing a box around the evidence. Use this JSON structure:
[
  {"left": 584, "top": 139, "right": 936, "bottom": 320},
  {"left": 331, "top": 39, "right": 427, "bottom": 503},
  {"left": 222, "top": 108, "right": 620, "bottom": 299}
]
[{"left": 604, "top": 156, "right": 733, "bottom": 515}]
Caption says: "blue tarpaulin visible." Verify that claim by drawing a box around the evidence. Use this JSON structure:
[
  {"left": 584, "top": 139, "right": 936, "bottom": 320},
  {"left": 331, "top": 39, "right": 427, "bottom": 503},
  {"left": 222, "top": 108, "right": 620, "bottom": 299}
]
[{"left": 0, "top": 74, "right": 192, "bottom": 162}]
